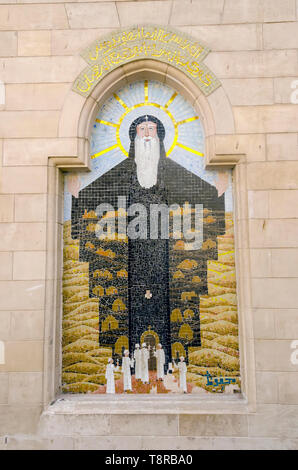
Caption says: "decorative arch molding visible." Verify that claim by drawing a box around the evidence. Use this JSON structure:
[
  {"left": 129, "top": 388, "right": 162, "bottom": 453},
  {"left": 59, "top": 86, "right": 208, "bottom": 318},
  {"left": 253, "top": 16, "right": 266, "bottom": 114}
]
[{"left": 55, "top": 27, "right": 244, "bottom": 172}]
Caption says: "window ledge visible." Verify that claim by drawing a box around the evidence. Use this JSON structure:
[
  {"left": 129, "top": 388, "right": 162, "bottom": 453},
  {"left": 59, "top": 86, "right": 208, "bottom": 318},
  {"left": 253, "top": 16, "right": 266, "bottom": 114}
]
[{"left": 43, "top": 393, "right": 253, "bottom": 416}]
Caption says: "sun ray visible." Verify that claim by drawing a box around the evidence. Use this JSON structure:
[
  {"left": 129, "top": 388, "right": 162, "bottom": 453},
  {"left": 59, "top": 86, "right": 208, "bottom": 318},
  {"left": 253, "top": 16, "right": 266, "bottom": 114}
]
[
  {"left": 113, "top": 93, "right": 129, "bottom": 110},
  {"left": 164, "top": 92, "right": 178, "bottom": 109},
  {"left": 95, "top": 119, "right": 118, "bottom": 127},
  {"left": 177, "top": 116, "right": 199, "bottom": 125},
  {"left": 144, "top": 80, "right": 148, "bottom": 104},
  {"left": 91, "top": 144, "right": 119, "bottom": 159},
  {"left": 177, "top": 142, "right": 204, "bottom": 157}
]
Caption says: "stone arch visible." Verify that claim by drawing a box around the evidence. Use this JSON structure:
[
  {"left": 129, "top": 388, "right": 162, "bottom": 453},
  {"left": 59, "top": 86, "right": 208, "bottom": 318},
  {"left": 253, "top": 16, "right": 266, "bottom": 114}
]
[{"left": 57, "top": 57, "right": 241, "bottom": 172}]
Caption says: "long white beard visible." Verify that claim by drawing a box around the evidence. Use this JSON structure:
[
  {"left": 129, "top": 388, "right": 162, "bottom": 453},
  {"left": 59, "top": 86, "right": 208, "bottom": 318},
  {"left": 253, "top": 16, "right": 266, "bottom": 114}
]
[{"left": 134, "top": 136, "right": 160, "bottom": 188}]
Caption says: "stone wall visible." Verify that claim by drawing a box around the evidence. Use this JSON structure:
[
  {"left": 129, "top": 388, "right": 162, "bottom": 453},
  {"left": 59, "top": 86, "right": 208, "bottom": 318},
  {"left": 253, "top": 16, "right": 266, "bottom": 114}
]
[{"left": 0, "top": 0, "right": 298, "bottom": 450}]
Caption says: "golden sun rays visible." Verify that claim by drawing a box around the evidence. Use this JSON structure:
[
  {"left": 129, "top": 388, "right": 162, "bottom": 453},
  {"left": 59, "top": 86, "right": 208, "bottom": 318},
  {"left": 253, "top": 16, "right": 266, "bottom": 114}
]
[{"left": 91, "top": 81, "right": 204, "bottom": 160}]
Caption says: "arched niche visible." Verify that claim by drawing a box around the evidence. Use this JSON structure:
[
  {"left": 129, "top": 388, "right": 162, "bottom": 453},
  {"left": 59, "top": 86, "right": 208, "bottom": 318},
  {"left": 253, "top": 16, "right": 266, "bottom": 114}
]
[
  {"left": 43, "top": 37, "right": 255, "bottom": 413},
  {"left": 55, "top": 59, "right": 242, "bottom": 171}
]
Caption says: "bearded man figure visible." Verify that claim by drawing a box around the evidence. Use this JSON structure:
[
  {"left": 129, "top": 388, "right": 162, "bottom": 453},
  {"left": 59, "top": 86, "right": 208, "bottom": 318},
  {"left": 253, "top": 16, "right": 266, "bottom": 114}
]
[
  {"left": 71, "top": 114, "right": 225, "bottom": 373},
  {"left": 127, "top": 116, "right": 171, "bottom": 370}
]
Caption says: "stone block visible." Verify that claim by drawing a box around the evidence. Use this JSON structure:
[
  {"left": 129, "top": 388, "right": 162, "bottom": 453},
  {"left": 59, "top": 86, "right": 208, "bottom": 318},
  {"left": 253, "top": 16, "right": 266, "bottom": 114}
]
[
  {"left": 0, "top": 405, "right": 42, "bottom": 434},
  {"left": 5, "top": 83, "right": 69, "bottom": 111},
  {"left": 222, "top": 0, "right": 296, "bottom": 23},
  {"left": 264, "top": 22, "right": 298, "bottom": 50},
  {"left": 0, "top": 373, "right": 8, "bottom": 404},
  {"left": 141, "top": 436, "right": 213, "bottom": 450},
  {"left": 248, "top": 191, "right": 269, "bottom": 219},
  {"left": 0, "top": 341, "right": 43, "bottom": 372},
  {"left": 118, "top": 1, "right": 172, "bottom": 26},
  {"left": 211, "top": 437, "right": 296, "bottom": 450},
  {"left": 0, "top": 252, "right": 13, "bottom": 280},
  {"left": 269, "top": 190, "right": 298, "bottom": 219},
  {"left": 0, "top": 312, "right": 11, "bottom": 340},
  {"left": 247, "top": 162, "right": 298, "bottom": 190},
  {"left": 0, "top": 223, "right": 46, "bottom": 251},
  {"left": 214, "top": 134, "right": 266, "bottom": 162},
  {"left": 65, "top": 3, "right": 119, "bottom": 29},
  {"left": 1, "top": 56, "right": 83, "bottom": 84},
  {"left": 252, "top": 308, "right": 276, "bottom": 339},
  {"left": 250, "top": 249, "right": 271, "bottom": 277},
  {"left": 275, "top": 310, "right": 298, "bottom": 339},
  {"left": 248, "top": 404, "right": 298, "bottom": 438},
  {"left": 179, "top": 414, "right": 248, "bottom": 437},
  {"left": 190, "top": 24, "right": 261, "bottom": 51},
  {"left": 255, "top": 340, "right": 297, "bottom": 371},
  {"left": 249, "top": 219, "right": 298, "bottom": 248},
  {"left": 110, "top": 414, "right": 178, "bottom": 436},
  {"left": 0, "top": 4, "right": 68, "bottom": 30},
  {"left": 38, "top": 413, "right": 111, "bottom": 437},
  {"left": 74, "top": 436, "right": 143, "bottom": 450},
  {"left": 10, "top": 310, "right": 44, "bottom": 341},
  {"left": 14, "top": 194, "right": 47, "bottom": 223},
  {"left": 205, "top": 51, "right": 298, "bottom": 79},
  {"left": 13, "top": 252, "right": 46, "bottom": 281},
  {"left": 171, "top": 0, "right": 224, "bottom": 26},
  {"left": 266, "top": 133, "right": 298, "bottom": 161},
  {"left": 8, "top": 372, "right": 43, "bottom": 404},
  {"left": 235, "top": 105, "right": 298, "bottom": 134},
  {"left": 0, "top": 195, "right": 14, "bottom": 222},
  {"left": 221, "top": 78, "right": 274, "bottom": 106},
  {"left": 1, "top": 167, "right": 47, "bottom": 194},
  {"left": 0, "top": 111, "right": 59, "bottom": 138},
  {"left": 0, "top": 32, "right": 17, "bottom": 57},
  {"left": 271, "top": 249, "right": 298, "bottom": 277},
  {"left": 252, "top": 279, "right": 298, "bottom": 308},
  {"left": 52, "top": 28, "right": 114, "bottom": 56},
  {"left": 255, "top": 371, "right": 279, "bottom": 404},
  {"left": 278, "top": 373, "right": 298, "bottom": 404},
  {"left": 3, "top": 138, "right": 79, "bottom": 166},
  {"left": 18, "top": 31, "right": 51, "bottom": 57},
  {"left": 5, "top": 436, "right": 74, "bottom": 450},
  {"left": 0, "top": 281, "right": 45, "bottom": 310}
]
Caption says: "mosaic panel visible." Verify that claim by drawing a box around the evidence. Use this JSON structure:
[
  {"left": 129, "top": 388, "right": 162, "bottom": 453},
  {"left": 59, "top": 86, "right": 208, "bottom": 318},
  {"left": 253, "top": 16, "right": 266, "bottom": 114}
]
[{"left": 63, "top": 80, "right": 241, "bottom": 395}]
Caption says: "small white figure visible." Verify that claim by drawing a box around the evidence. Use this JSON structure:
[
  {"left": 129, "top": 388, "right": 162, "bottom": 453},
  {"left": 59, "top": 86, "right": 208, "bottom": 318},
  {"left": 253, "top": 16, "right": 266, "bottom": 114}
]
[
  {"left": 173, "top": 356, "right": 187, "bottom": 393},
  {"left": 105, "top": 358, "right": 119, "bottom": 394},
  {"left": 134, "top": 343, "right": 142, "bottom": 380},
  {"left": 122, "top": 349, "right": 133, "bottom": 392},
  {"left": 154, "top": 343, "right": 165, "bottom": 380},
  {"left": 141, "top": 343, "right": 150, "bottom": 384}
]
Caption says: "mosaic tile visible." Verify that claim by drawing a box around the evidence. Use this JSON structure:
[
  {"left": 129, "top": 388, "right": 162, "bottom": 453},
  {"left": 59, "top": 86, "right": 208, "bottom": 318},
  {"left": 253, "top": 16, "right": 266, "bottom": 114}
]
[{"left": 63, "top": 80, "right": 240, "bottom": 395}]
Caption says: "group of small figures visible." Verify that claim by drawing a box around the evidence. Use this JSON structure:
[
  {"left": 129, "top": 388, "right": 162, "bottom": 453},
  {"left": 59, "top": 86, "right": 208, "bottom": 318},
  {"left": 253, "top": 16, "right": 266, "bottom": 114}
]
[{"left": 105, "top": 343, "right": 188, "bottom": 393}]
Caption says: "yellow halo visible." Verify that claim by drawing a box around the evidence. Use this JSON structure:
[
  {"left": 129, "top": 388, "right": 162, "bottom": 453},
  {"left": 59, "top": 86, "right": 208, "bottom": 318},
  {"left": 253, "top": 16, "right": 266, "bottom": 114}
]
[{"left": 91, "top": 81, "right": 202, "bottom": 160}]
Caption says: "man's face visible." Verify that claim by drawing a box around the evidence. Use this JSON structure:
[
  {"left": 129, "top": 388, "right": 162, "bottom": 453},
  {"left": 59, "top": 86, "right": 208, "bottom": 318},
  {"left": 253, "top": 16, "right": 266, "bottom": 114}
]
[{"left": 136, "top": 121, "right": 157, "bottom": 140}]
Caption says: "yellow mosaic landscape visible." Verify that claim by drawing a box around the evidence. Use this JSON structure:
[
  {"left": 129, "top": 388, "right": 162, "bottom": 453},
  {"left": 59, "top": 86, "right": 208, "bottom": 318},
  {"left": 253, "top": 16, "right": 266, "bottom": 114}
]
[{"left": 62, "top": 213, "right": 240, "bottom": 393}]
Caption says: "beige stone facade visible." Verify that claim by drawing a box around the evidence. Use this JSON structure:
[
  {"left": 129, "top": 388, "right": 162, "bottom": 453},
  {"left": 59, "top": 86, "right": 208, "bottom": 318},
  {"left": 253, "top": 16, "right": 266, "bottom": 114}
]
[{"left": 0, "top": 0, "right": 297, "bottom": 450}]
